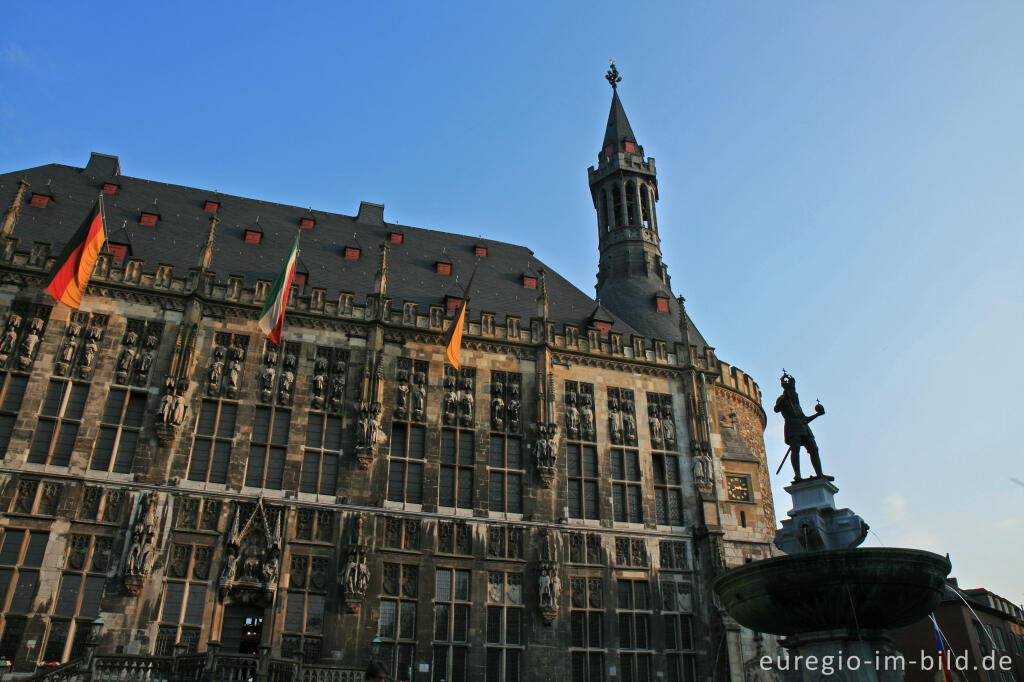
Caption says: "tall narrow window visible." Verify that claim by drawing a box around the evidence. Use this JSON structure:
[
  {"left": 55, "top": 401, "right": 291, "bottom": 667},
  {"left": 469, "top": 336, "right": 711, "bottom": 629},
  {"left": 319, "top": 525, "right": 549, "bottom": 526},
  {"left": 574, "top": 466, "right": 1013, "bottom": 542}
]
[
  {"left": 387, "top": 423, "right": 425, "bottom": 504},
  {"left": 489, "top": 372, "right": 523, "bottom": 514},
  {"left": 649, "top": 394, "right": 683, "bottom": 526},
  {"left": 282, "top": 555, "right": 328, "bottom": 662},
  {"left": 0, "top": 372, "right": 29, "bottom": 459},
  {"left": 433, "top": 568, "right": 471, "bottom": 682},
  {"left": 378, "top": 563, "right": 418, "bottom": 680},
  {"left": 640, "top": 184, "right": 652, "bottom": 229},
  {"left": 90, "top": 388, "right": 146, "bottom": 473},
  {"left": 246, "top": 406, "right": 290, "bottom": 489},
  {"left": 156, "top": 544, "right": 211, "bottom": 655},
  {"left": 486, "top": 572, "right": 523, "bottom": 682},
  {"left": 440, "top": 429, "right": 474, "bottom": 509},
  {"left": 611, "top": 448, "right": 643, "bottom": 523},
  {"left": 565, "top": 381, "right": 598, "bottom": 520},
  {"left": 302, "top": 347, "right": 348, "bottom": 496},
  {"left": 625, "top": 181, "right": 638, "bottom": 226},
  {"left": 617, "top": 580, "right": 653, "bottom": 682},
  {"left": 47, "top": 535, "right": 112, "bottom": 662},
  {"left": 29, "top": 380, "right": 90, "bottom": 466},
  {"left": 611, "top": 185, "right": 623, "bottom": 228},
  {"left": 662, "top": 580, "right": 696, "bottom": 682},
  {"left": 569, "top": 577, "right": 604, "bottom": 682},
  {"left": 0, "top": 530, "right": 49, "bottom": 658},
  {"left": 188, "top": 400, "right": 237, "bottom": 484}
]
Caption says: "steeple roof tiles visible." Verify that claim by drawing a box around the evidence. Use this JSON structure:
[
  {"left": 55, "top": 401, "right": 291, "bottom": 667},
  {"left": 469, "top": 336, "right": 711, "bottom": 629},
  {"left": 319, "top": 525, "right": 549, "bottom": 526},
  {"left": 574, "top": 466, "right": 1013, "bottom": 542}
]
[
  {"left": 603, "top": 90, "right": 637, "bottom": 151},
  {"left": 0, "top": 162, "right": 643, "bottom": 338}
]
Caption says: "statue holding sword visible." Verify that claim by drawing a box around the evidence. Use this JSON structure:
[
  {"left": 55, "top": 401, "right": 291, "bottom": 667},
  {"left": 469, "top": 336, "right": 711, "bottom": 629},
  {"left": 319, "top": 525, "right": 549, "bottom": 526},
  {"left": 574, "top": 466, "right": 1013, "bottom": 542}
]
[{"left": 774, "top": 372, "right": 830, "bottom": 482}]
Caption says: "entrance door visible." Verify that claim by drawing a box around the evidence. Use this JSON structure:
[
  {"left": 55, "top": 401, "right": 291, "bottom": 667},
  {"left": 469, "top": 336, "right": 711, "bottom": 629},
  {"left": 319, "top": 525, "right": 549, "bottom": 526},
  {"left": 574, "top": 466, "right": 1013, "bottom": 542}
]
[{"left": 221, "top": 605, "right": 264, "bottom": 654}]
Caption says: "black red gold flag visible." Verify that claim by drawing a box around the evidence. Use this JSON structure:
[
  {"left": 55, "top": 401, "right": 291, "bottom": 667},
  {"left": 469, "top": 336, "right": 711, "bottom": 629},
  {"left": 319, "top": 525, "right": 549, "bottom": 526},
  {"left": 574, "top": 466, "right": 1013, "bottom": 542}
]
[{"left": 45, "top": 199, "right": 106, "bottom": 309}]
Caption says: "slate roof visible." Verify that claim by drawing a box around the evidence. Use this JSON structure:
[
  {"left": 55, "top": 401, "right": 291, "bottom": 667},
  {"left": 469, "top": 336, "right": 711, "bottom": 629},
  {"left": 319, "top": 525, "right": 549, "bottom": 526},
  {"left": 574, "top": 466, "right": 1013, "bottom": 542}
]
[
  {"left": 603, "top": 90, "right": 637, "bottom": 150},
  {"left": 0, "top": 157, "right": 660, "bottom": 339}
]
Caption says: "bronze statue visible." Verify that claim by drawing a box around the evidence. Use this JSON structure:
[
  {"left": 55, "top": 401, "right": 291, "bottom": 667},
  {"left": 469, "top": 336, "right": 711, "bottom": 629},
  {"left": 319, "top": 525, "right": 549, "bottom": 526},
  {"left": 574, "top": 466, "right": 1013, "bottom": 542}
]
[{"left": 773, "top": 372, "right": 829, "bottom": 481}]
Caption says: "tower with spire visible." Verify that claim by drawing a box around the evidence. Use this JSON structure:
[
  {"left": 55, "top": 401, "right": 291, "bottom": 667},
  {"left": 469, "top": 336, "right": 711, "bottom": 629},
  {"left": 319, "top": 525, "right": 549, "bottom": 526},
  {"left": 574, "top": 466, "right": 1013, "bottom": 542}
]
[{"left": 588, "top": 62, "right": 681, "bottom": 344}]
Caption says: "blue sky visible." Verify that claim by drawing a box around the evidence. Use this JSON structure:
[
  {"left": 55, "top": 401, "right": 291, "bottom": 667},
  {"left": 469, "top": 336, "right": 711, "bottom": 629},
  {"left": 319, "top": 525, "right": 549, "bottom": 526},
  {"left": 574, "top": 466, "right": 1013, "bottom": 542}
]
[{"left": 3, "top": 2, "right": 1022, "bottom": 601}]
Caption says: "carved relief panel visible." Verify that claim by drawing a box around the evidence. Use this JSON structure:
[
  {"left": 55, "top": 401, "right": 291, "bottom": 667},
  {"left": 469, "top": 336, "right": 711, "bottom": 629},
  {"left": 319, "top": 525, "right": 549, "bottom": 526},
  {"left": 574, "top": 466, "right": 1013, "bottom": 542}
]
[
  {"left": 0, "top": 302, "right": 51, "bottom": 371},
  {"left": 114, "top": 319, "right": 164, "bottom": 386},
  {"left": 442, "top": 366, "right": 475, "bottom": 428},
  {"left": 607, "top": 387, "right": 637, "bottom": 446},
  {"left": 256, "top": 340, "right": 301, "bottom": 405},
  {"left": 311, "top": 347, "right": 349, "bottom": 412},
  {"left": 564, "top": 381, "right": 596, "bottom": 442},
  {"left": 490, "top": 371, "right": 521, "bottom": 433}
]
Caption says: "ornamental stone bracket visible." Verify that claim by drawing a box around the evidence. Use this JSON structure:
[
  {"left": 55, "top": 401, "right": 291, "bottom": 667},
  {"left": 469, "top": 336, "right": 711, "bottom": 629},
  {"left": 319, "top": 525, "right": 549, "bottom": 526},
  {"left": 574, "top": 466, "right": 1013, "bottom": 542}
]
[{"left": 534, "top": 423, "right": 558, "bottom": 488}]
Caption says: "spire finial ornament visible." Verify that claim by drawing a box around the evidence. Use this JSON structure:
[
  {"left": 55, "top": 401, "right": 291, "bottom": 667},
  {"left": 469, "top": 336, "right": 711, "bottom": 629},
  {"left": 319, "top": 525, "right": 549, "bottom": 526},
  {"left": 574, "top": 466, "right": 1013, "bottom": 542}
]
[{"left": 605, "top": 60, "right": 621, "bottom": 90}]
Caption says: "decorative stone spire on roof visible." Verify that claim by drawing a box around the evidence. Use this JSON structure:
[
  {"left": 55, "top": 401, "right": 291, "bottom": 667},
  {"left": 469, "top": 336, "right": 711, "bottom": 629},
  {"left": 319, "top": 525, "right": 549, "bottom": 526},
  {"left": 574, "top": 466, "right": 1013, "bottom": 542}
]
[
  {"left": 0, "top": 178, "right": 30, "bottom": 237},
  {"left": 200, "top": 214, "right": 219, "bottom": 272}
]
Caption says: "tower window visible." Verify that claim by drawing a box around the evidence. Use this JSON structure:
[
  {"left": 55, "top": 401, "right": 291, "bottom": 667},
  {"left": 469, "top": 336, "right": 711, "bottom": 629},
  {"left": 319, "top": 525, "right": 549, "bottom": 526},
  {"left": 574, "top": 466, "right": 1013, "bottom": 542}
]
[
  {"left": 204, "top": 200, "right": 220, "bottom": 213},
  {"left": 344, "top": 247, "right": 361, "bottom": 260},
  {"left": 625, "top": 181, "right": 639, "bottom": 226},
  {"left": 612, "top": 186, "right": 623, "bottom": 228},
  {"left": 625, "top": 141, "right": 636, "bottom": 154},
  {"left": 655, "top": 297, "right": 670, "bottom": 313}
]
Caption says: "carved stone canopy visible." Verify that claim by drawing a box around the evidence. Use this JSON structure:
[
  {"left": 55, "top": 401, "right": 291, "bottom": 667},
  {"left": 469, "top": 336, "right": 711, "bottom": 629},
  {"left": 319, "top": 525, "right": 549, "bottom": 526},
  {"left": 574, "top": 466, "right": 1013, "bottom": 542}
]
[{"left": 219, "top": 499, "right": 282, "bottom": 606}]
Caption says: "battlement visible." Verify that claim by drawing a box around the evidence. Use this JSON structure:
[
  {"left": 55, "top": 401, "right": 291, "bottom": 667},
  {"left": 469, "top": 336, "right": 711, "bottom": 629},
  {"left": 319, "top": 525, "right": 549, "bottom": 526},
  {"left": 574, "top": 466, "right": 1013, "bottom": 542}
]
[{"left": 714, "top": 361, "right": 762, "bottom": 405}]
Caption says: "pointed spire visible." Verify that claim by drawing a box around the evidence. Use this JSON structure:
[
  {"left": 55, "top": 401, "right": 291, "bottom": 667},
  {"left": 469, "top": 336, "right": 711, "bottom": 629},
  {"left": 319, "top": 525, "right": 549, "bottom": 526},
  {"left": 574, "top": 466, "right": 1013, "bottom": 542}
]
[
  {"left": 603, "top": 88, "right": 637, "bottom": 151},
  {"left": 199, "top": 213, "right": 219, "bottom": 271},
  {"left": 537, "top": 268, "right": 549, "bottom": 320},
  {"left": 1, "top": 179, "right": 31, "bottom": 238}
]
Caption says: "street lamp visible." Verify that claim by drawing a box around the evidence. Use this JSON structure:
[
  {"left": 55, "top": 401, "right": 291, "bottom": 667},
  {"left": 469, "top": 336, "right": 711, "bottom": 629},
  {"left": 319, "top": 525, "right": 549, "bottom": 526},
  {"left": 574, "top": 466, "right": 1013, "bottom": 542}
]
[{"left": 371, "top": 636, "right": 382, "bottom": 660}]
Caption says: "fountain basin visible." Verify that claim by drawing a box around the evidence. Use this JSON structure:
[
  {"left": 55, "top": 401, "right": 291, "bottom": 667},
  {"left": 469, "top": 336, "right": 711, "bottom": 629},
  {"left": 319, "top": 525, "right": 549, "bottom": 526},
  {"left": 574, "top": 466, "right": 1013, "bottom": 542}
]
[{"left": 712, "top": 548, "right": 951, "bottom": 636}]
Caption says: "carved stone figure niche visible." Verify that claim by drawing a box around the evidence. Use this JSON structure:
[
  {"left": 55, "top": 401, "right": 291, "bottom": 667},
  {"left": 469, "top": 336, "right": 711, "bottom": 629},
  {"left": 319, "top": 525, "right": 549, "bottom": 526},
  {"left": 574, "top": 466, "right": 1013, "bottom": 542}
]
[
  {"left": 442, "top": 366, "right": 475, "bottom": 427},
  {"left": 114, "top": 319, "right": 164, "bottom": 386},
  {"left": 607, "top": 387, "right": 637, "bottom": 446},
  {"left": 257, "top": 340, "right": 300, "bottom": 405},
  {"left": 219, "top": 500, "right": 282, "bottom": 606},
  {"left": 208, "top": 333, "right": 249, "bottom": 399},
  {"left": 395, "top": 358, "right": 428, "bottom": 423},
  {"left": 490, "top": 371, "right": 522, "bottom": 433},
  {"left": 311, "top": 346, "right": 349, "bottom": 412},
  {"left": 564, "top": 381, "right": 596, "bottom": 442}
]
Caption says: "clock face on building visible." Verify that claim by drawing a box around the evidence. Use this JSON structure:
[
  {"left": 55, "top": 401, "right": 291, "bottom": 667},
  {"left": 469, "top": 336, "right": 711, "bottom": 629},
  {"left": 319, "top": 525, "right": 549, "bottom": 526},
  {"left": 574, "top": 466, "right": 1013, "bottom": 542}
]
[{"left": 726, "top": 475, "right": 752, "bottom": 502}]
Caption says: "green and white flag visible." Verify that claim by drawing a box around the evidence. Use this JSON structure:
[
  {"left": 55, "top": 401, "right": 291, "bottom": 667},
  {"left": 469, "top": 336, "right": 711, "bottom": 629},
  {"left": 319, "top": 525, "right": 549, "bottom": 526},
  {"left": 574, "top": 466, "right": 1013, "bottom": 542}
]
[{"left": 257, "top": 235, "right": 299, "bottom": 346}]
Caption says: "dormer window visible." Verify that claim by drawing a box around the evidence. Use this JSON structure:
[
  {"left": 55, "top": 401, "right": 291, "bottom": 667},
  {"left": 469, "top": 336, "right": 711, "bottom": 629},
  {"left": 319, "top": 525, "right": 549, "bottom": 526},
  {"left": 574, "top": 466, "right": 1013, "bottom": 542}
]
[
  {"left": 30, "top": 193, "right": 51, "bottom": 208},
  {"left": 292, "top": 272, "right": 307, "bottom": 290},
  {"left": 244, "top": 228, "right": 262, "bottom": 244},
  {"left": 389, "top": 232, "right": 404, "bottom": 244},
  {"left": 436, "top": 261, "right": 451, "bottom": 275},
  {"left": 102, "top": 183, "right": 119, "bottom": 195},
  {"left": 625, "top": 141, "right": 636, "bottom": 154},
  {"left": 140, "top": 211, "right": 159, "bottom": 227},
  {"left": 300, "top": 217, "right": 315, "bottom": 229},
  {"left": 522, "top": 275, "right": 537, "bottom": 289},
  {"left": 204, "top": 200, "right": 220, "bottom": 212},
  {"left": 474, "top": 245, "right": 487, "bottom": 258},
  {"left": 595, "top": 321, "right": 612, "bottom": 338},
  {"left": 655, "top": 296, "right": 670, "bottom": 313},
  {"left": 344, "top": 247, "right": 361, "bottom": 260},
  {"left": 105, "top": 242, "right": 129, "bottom": 266},
  {"left": 446, "top": 296, "right": 463, "bottom": 315}
]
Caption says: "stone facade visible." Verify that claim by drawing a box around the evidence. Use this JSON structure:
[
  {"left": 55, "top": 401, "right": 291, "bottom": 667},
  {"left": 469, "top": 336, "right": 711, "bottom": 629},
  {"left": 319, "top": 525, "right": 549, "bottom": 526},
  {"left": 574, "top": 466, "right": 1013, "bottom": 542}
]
[{"left": 0, "top": 86, "right": 778, "bottom": 682}]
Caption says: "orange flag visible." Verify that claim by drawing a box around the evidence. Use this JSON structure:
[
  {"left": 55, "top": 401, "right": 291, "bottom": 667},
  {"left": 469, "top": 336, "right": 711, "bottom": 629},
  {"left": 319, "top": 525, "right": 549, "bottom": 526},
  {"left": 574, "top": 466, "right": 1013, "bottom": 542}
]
[
  {"left": 46, "top": 199, "right": 106, "bottom": 309},
  {"left": 441, "top": 300, "right": 467, "bottom": 369}
]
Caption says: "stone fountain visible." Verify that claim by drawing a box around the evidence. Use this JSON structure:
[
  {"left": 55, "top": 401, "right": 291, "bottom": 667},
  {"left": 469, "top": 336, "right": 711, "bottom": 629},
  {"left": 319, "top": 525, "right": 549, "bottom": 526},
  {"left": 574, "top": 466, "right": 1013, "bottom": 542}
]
[{"left": 713, "top": 374, "right": 951, "bottom": 682}]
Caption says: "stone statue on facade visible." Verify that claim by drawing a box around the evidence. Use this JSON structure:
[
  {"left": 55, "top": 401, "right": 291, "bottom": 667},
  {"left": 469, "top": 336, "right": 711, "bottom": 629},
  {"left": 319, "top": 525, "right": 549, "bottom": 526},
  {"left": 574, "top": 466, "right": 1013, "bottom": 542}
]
[
  {"left": 341, "top": 515, "right": 370, "bottom": 612},
  {"left": 459, "top": 379, "right": 474, "bottom": 427},
  {"left": 18, "top": 317, "right": 43, "bottom": 370},
  {"left": 395, "top": 369, "right": 410, "bottom": 419},
  {"left": 77, "top": 326, "right": 100, "bottom": 378},
  {"left": 312, "top": 359, "right": 328, "bottom": 409},
  {"left": 580, "top": 395, "right": 595, "bottom": 440},
  {"left": 491, "top": 384, "right": 505, "bottom": 430},
  {"left": 124, "top": 492, "right": 159, "bottom": 595},
  {"left": 693, "top": 453, "right": 713, "bottom": 491},
  {"left": 0, "top": 314, "right": 20, "bottom": 362},
  {"left": 507, "top": 384, "right": 521, "bottom": 432},
  {"left": 662, "top": 405, "right": 676, "bottom": 447},
  {"left": 330, "top": 360, "right": 347, "bottom": 411},
  {"left": 773, "top": 372, "right": 828, "bottom": 481},
  {"left": 565, "top": 391, "right": 580, "bottom": 439},
  {"left": 208, "top": 346, "right": 226, "bottom": 396},
  {"left": 226, "top": 345, "right": 244, "bottom": 397},
  {"left": 648, "top": 405, "right": 664, "bottom": 447},
  {"left": 136, "top": 335, "right": 157, "bottom": 385},
  {"left": 622, "top": 403, "right": 637, "bottom": 444},
  {"left": 538, "top": 529, "right": 561, "bottom": 623},
  {"left": 411, "top": 372, "right": 426, "bottom": 421},
  {"left": 116, "top": 331, "right": 138, "bottom": 384},
  {"left": 278, "top": 353, "right": 296, "bottom": 404},
  {"left": 443, "top": 377, "right": 458, "bottom": 426},
  {"left": 535, "top": 423, "right": 558, "bottom": 488},
  {"left": 608, "top": 397, "right": 622, "bottom": 444}
]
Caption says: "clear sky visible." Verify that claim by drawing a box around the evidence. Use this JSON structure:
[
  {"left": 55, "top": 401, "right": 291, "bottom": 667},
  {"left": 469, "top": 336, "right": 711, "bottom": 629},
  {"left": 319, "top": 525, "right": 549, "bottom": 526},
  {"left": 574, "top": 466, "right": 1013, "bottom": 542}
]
[{"left": 3, "top": 2, "right": 1022, "bottom": 601}]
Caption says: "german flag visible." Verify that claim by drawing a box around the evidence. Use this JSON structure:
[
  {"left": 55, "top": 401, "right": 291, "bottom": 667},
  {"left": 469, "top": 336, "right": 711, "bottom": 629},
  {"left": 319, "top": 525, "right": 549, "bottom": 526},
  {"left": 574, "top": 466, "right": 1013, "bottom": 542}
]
[{"left": 45, "top": 198, "right": 106, "bottom": 309}]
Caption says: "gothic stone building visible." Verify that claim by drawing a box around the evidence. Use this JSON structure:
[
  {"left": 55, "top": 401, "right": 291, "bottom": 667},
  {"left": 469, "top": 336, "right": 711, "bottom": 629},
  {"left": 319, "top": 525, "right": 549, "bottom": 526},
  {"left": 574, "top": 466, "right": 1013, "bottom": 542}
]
[{"left": 0, "top": 88, "right": 775, "bottom": 681}]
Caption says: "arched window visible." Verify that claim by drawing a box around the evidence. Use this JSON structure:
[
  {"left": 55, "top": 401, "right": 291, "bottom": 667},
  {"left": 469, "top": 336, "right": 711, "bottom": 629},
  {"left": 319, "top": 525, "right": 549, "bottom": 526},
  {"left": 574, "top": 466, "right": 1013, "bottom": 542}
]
[
  {"left": 625, "top": 181, "right": 638, "bottom": 226},
  {"left": 640, "top": 184, "right": 652, "bottom": 230},
  {"left": 611, "top": 185, "right": 623, "bottom": 229},
  {"left": 599, "top": 190, "right": 609, "bottom": 233}
]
